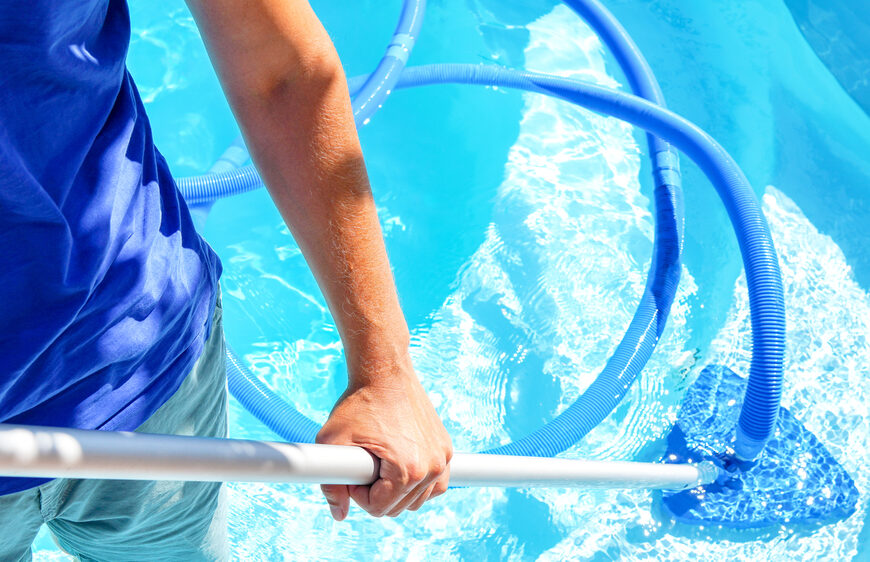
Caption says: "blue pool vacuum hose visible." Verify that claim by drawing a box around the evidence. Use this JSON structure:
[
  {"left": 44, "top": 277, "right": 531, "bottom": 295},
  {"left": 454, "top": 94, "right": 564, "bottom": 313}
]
[
  {"left": 190, "top": 0, "right": 784, "bottom": 464},
  {"left": 221, "top": 62, "right": 785, "bottom": 463}
]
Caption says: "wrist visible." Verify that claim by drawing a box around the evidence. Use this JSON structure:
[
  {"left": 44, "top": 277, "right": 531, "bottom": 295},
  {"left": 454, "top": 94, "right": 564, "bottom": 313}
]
[{"left": 344, "top": 329, "right": 414, "bottom": 389}]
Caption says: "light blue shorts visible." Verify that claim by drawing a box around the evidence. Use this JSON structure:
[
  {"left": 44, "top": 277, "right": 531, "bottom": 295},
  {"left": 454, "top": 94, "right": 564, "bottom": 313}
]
[{"left": 0, "top": 298, "right": 229, "bottom": 561}]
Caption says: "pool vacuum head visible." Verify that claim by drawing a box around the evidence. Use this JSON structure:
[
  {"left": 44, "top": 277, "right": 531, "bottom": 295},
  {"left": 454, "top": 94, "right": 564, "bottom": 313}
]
[{"left": 658, "top": 365, "right": 858, "bottom": 529}]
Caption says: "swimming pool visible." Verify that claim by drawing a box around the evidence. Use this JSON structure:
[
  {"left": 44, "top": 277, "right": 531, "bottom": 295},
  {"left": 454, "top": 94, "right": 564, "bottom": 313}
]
[{"left": 34, "top": 0, "right": 870, "bottom": 559}]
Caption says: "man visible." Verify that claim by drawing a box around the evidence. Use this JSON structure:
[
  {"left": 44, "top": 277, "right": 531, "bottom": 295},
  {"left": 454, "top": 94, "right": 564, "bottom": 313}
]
[{"left": 0, "top": 0, "right": 452, "bottom": 558}]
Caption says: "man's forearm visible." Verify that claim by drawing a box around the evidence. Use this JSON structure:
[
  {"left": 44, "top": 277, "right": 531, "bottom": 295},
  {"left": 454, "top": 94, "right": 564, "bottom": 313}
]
[
  {"left": 186, "top": 1, "right": 453, "bottom": 521},
  {"left": 236, "top": 62, "right": 411, "bottom": 373},
  {"left": 187, "top": 0, "right": 410, "bottom": 379}
]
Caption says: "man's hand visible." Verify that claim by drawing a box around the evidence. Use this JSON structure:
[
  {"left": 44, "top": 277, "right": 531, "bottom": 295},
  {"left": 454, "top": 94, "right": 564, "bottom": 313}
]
[{"left": 316, "top": 352, "right": 452, "bottom": 520}]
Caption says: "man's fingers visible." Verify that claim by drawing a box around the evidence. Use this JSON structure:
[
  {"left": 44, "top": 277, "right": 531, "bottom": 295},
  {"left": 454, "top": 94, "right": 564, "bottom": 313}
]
[
  {"left": 430, "top": 467, "right": 450, "bottom": 498},
  {"left": 348, "top": 482, "right": 373, "bottom": 515},
  {"left": 349, "top": 480, "right": 402, "bottom": 518},
  {"left": 402, "top": 481, "right": 436, "bottom": 513},
  {"left": 407, "top": 468, "right": 450, "bottom": 512},
  {"left": 386, "top": 463, "right": 451, "bottom": 517},
  {"left": 321, "top": 484, "right": 350, "bottom": 521},
  {"left": 344, "top": 464, "right": 450, "bottom": 519},
  {"left": 365, "top": 475, "right": 411, "bottom": 517},
  {"left": 349, "top": 460, "right": 428, "bottom": 517},
  {"left": 385, "top": 476, "right": 435, "bottom": 517}
]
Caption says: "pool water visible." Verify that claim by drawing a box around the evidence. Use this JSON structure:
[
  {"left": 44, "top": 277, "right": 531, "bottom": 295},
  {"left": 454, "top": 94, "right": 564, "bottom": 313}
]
[{"left": 34, "top": 0, "right": 870, "bottom": 559}]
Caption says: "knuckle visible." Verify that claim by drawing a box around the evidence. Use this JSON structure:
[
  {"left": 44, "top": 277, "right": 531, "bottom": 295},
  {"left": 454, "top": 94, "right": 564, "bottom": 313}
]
[
  {"left": 433, "top": 480, "right": 448, "bottom": 497},
  {"left": 444, "top": 446, "right": 454, "bottom": 464},
  {"left": 430, "top": 459, "right": 447, "bottom": 476},
  {"left": 393, "top": 469, "right": 409, "bottom": 486},
  {"left": 406, "top": 466, "right": 426, "bottom": 483}
]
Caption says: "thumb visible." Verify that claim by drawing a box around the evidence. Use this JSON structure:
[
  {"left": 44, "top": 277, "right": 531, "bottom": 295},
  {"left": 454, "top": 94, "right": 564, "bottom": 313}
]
[{"left": 321, "top": 484, "right": 350, "bottom": 521}]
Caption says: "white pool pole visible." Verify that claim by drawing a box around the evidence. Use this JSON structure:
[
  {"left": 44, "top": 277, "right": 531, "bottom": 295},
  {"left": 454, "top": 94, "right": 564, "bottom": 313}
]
[{"left": 0, "top": 424, "right": 719, "bottom": 490}]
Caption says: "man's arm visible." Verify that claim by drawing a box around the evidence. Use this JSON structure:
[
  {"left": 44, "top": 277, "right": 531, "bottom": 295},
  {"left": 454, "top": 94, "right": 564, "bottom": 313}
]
[{"left": 184, "top": 0, "right": 452, "bottom": 519}]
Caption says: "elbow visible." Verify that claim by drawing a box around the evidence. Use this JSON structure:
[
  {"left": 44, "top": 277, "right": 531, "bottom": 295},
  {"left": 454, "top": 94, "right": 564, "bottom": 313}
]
[
  {"left": 297, "top": 42, "right": 346, "bottom": 87},
  {"left": 247, "top": 43, "right": 347, "bottom": 107}
]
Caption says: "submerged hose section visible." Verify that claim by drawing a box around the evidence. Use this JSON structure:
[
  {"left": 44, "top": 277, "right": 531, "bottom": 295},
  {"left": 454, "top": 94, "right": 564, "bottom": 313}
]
[
  {"left": 392, "top": 65, "right": 785, "bottom": 460},
  {"left": 177, "top": 163, "right": 261, "bottom": 207},
  {"left": 562, "top": 0, "right": 672, "bottom": 161},
  {"left": 350, "top": 0, "right": 685, "bottom": 457},
  {"left": 352, "top": 0, "right": 426, "bottom": 124},
  {"left": 175, "top": 0, "right": 426, "bottom": 204},
  {"left": 224, "top": 64, "right": 784, "bottom": 460},
  {"left": 213, "top": 0, "right": 688, "bottom": 458},
  {"left": 226, "top": 346, "right": 320, "bottom": 443},
  {"left": 562, "top": 0, "right": 684, "bottom": 455},
  {"left": 561, "top": 0, "right": 684, "bottom": 301}
]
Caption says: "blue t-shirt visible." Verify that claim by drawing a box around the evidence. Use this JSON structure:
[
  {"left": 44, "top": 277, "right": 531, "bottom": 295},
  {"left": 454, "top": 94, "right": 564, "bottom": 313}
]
[{"left": 0, "top": 0, "right": 222, "bottom": 495}]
